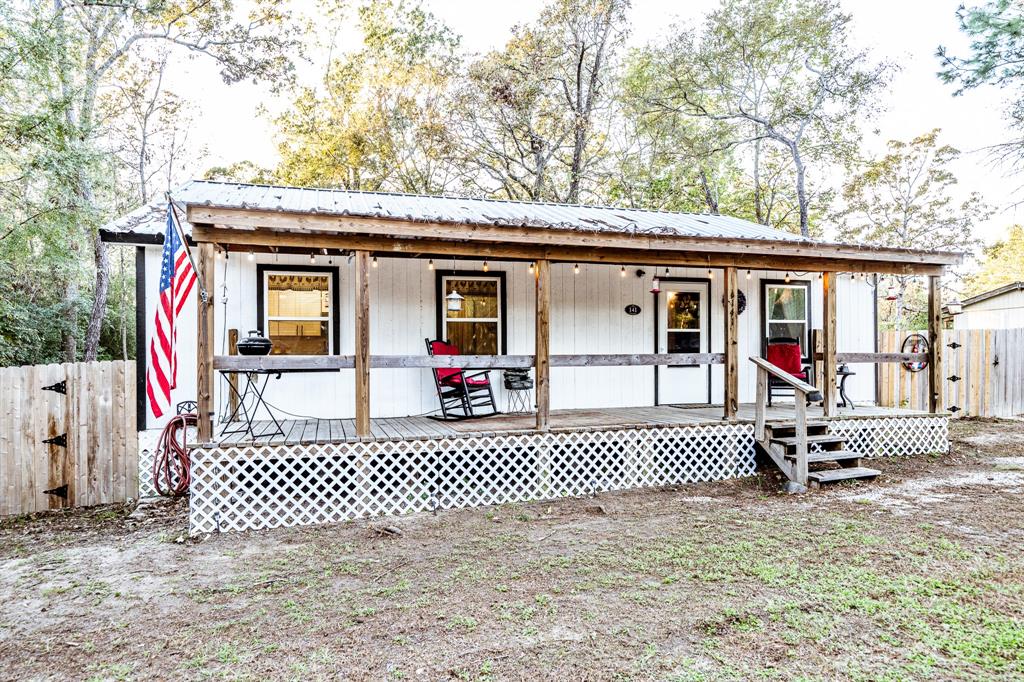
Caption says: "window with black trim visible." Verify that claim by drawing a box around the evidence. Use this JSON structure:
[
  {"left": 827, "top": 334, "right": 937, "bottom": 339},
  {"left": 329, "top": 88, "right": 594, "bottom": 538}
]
[
  {"left": 436, "top": 271, "right": 505, "bottom": 355},
  {"left": 257, "top": 265, "right": 340, "bottom": 355},
  {"left": 762, "top": 280, "right": 811, "bottom": 354}
]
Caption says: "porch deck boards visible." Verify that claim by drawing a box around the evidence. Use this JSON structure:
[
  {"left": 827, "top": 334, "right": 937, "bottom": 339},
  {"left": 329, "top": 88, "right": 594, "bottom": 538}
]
[{"left": 212, "top": 403, "right": 933, "bottom": 447}]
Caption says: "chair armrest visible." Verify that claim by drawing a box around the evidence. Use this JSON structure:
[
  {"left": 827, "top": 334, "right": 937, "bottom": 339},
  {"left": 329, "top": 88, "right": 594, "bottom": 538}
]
[{"left": 464, "top": 370, "right": 490, "bottom": 381}]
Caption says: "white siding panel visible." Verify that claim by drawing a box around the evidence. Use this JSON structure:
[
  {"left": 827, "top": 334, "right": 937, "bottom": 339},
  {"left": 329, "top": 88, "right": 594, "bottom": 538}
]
[{"left": 141, "top": 254, "right": 881, "bottom": 427}]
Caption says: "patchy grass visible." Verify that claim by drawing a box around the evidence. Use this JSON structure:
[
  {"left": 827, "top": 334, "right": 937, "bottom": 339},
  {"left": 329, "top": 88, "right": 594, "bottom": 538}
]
[{"left": 1, "top": 419, "right": 1024, "bottom": 680}]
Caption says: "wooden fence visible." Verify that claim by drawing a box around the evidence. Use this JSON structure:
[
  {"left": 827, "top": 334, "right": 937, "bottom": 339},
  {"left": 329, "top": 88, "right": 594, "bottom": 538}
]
[
  {"left": 879, "top": 329, "right": 1024, "bottom": 418},
  {"left": 0, "top": 361, "right": 137, "bottom": 517}
]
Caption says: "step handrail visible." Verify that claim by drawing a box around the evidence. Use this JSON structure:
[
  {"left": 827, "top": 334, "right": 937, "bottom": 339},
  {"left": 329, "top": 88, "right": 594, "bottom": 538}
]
[
  {"left": 749, "top": 356, "right": 823, "bottom": 402},
  {"left": 750, "top": 356, "right": 822, "bottom": 486}
]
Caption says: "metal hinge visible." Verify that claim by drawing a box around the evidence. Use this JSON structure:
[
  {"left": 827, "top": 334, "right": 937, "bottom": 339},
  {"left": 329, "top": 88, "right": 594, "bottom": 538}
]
[
  {"left": 948, "top": 375, "right": 961, "bottom": 383},
  {"left": 993, "top": 356, "right": 999, "bottom": 367},
  {"left": 949, "top": 405, "right": 961, "bottom": 413},
  {"left": 947, "top": 341, "right": 962, "bottom": 350},
  {"left": 42, "top": 380, "right": 66, "bottom": 395},
  {"left": 43, "top": 484, "right": 68, "bottom": 499},
  {"left": 42, "top": 433, "right": 67, "bottom": 448}
]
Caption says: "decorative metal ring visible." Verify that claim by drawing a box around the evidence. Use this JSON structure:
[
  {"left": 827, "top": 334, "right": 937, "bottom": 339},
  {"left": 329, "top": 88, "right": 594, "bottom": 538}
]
[{"left": 901, "top": 334, "right": 929, "bottom": 373}]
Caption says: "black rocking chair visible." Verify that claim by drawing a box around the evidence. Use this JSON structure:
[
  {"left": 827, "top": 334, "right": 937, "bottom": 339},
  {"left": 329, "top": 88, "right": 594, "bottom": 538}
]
[{"left": 425, "top": 339, "right": 499, "bottom": 420}]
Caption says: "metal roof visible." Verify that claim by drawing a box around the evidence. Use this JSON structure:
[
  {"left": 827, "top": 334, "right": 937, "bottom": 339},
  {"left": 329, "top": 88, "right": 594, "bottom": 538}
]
[
  {"left": 961, "top": 281, "right": 1024, "bottom": 307},
  {"left": 101, "top": 179, "right": 810, "bottom": 243}
]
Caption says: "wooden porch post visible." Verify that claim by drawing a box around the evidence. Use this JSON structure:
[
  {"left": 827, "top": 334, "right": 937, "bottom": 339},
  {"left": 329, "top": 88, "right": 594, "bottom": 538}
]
[
  {"left": 928, "top": 274, "right": 943, "bottom": 413},
  {"left": 355, "top": 250, "right": 371, "bottom": 437},
  {"left": 724, "top": 267, "right": 739, "bottom": 419},
  {"left": 196, "top": 242, "right": 216, "bottom": 442},
  {"left": 821, "top": 272, "right": 838, "bottom": 416},
  {"left": 535, "top": 259, "right": 551, "bottom": 431}
]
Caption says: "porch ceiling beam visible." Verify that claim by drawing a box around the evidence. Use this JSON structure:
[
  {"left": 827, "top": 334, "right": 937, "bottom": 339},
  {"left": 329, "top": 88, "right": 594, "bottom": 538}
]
[
  {"left": 190, "top": 224, "right": 946, "bottom": 276},
  {"left": 186, "top": 207, "right": 959, "bottom": 268},
  {"left": 212, "top": 353, "right": 727, "bottom": 371}
]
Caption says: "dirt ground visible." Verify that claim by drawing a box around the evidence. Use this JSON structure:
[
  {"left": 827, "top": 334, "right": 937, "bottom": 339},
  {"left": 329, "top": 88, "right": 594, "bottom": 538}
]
[{"left": 2, "top": 420, "right": 1024, "bottom": 681}]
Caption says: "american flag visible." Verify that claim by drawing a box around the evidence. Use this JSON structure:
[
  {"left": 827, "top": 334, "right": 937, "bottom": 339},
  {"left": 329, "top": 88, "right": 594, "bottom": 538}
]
[{"left": 146, "top": 206, "right": 197, "bottom": 418}]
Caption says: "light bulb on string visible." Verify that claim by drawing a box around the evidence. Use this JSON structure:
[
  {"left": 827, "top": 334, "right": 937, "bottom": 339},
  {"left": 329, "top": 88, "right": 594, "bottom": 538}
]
[
  {"left": 620, "top": 265, "right": 626, "bottom": 277},
  {"left": 746, "top": 269, "right": 751, "bottom": 280},
  {"left": 573, "top": 263, "right": 580, "bottom": 275},
  {"left": 372, "top": 256, "right": 378, "bottom": 268},
  {"left": 428, "top": 259, "right": 434, "bottom": 271}
]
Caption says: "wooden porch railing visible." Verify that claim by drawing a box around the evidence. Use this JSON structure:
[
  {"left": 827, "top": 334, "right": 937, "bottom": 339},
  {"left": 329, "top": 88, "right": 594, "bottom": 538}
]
[{"left": 751, "top": 356, "right": 823, "bottom": 486}]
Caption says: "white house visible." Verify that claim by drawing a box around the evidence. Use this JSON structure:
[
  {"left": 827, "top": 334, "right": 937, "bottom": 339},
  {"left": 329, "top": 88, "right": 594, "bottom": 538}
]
[
  {"left": 99, "top": 180, "right": 957, "bottom": 534},
  {"left": 952, "top": 282, "right": 1024, "bottom": 330}
]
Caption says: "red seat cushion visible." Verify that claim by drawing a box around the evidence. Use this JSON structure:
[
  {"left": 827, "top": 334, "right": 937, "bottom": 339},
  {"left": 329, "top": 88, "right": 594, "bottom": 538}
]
[
  {"left": 766, "top": 342, "right": 804, "bottom": 376},
  {"left": 428, "top": 340, "right": 490, "bottom": 387},
  {"left": 443, "top": 374, "right": 490, "bottom": 387}
]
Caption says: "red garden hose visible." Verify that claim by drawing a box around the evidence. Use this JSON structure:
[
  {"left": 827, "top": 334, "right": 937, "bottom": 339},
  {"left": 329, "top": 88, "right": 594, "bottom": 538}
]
[{"left": 153, "top": 413, "right": 196, "bottom": 497}]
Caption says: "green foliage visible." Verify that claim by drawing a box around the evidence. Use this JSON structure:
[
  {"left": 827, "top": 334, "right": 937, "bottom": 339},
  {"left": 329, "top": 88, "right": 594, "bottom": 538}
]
[
  {"left": 939, "top": 1, "right": 1024, "bottom": 172},
  {"left": 273, "top": 0, "right": 461, "bottom": 193},
  {"left": 623, "top": 0, "right": 889, "bottom": 236},
  {"left": 835, "top": 129, "right": 990, "bottom": 327},
  {"left": 966, "top": 224, "right": 1024, "bottom": 296},
  {"left": 0, "top": 0, "right": 299, "bottom": 366}
]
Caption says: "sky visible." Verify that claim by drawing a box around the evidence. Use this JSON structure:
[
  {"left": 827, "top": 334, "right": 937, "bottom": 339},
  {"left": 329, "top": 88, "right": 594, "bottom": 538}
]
[{"left": 165, "top": 0, "right": 1021, "bottom": 246}]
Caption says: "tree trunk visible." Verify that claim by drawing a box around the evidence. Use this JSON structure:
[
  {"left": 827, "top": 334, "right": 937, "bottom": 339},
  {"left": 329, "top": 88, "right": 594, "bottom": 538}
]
[
  {"left": 62, "top": 281, "right": 78, "bottom": 362},
  {"left": 567, "top": 126, "right": 585, "bottom": 204},
  {"left": 791, "top": 143, "right": 810, "bottom": 238},
  {"left": 753, "top": 136, "right": 764, "bottom": 224},
  {"left": 698, "top": 168, "right": 719, "bottom": 213},
  {"left": 84, "top": 228, "right": 110, "bottom": 361}
]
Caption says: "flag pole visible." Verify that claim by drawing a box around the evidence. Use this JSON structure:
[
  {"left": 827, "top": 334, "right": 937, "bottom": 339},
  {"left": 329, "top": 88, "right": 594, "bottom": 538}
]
[{"left": 165, "top": 192, "right": 208, "bottom": 305}]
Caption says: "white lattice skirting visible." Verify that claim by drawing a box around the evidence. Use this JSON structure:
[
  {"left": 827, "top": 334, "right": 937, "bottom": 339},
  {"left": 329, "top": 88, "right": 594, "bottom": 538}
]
[
  {"left": 828, "top": 415, "right": 949, "bottom": 458},
  {"left": 189, "top": 424, "right": 755, "bottom": 534},
  {"left": 186, "top": 415, "right": 949, "bottom": 535},
  {"left": 138, "top": 429, "right": 161, "bottom": 498}
]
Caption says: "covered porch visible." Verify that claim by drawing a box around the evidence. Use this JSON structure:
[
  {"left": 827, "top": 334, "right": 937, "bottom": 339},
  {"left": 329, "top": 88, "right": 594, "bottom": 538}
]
[{"left": 168, "top": 181, "right": 959, "bottom": 533}]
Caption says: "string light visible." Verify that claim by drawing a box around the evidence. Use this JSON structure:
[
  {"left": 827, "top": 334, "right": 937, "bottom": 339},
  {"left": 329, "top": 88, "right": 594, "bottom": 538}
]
[
  {"left": 483, "top": 261, "right": 489, "bottom": 272},
  {"left": 428, "top": 259, "right": 434, "bottom": 270},
  {"left": 746, "top": 269, "right": 751, "bottom": 280},
  {"left": 529, "top": 262, "right": 535, "bottom": 274},
  {"left": 708, "top": 268, "right": 714, "bottom": 279},
  {"left": 784, "top": 272, "right": 791, "bottom": 283},
  {"left": 573, "top": 263, "right": 580, "bottom": 275},
  {"left": 247, "top": 251, "right": 254, "bottom": 262},
  {"left": 372, "top": 256, "right": 378, "bottom": 268},
  {"left": 309, "top": 252, "right": 316, "bottom": 264},
  {"left": 620, "top": 265, "right": 626, "bottom": 277}
]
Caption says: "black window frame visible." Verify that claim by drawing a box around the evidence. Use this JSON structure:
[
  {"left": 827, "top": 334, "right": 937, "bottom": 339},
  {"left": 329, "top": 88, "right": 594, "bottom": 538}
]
[
  {"left": 760, "top": 278, "right": 812, "bottom": 359},
  {"left": 256, "top": 263, "right": 341, "bottom": 355},
  {"left": 434, "top": 269, "right": 507, "bottom": 354}
]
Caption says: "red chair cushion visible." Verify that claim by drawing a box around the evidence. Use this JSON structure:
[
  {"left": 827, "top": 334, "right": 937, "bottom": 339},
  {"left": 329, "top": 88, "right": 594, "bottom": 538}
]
[
  {"left": 766, "top": 342, "right": 804, "bottom": 376},
  {"left": 443, "top": 374, "right": 490, "bottom": 387},
  {"left": 428, "top": 340, "right": 485, "bottom": 385}
]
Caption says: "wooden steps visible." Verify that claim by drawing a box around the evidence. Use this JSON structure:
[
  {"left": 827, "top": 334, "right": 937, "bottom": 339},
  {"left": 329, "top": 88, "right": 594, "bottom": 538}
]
[
  {"left": 770, "top": 434, "right": 847, "bottom": 448},
  {"left": 757, "top": 419, "right": 881, "bottom": 489},
  {"left": 785, "top": 449, "right": 862, "bottom": 464},
  {"left": 808, "top": 467, "right": 881, "bottom": 485}
]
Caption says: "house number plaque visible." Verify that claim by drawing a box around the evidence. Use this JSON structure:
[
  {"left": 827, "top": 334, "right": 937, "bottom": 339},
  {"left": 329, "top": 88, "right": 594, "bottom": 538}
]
[{"left": 624, "top": 304, "right": 641, "bottom": 315}]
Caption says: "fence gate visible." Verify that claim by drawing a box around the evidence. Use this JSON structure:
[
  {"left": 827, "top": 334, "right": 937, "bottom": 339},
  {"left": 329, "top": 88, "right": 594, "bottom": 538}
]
[
  {"left": 0, "top": 361, "right": 138, "bottom": 517},
  {"left": 879, "top": 329, "right": 1024, "bottom": 418}
]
